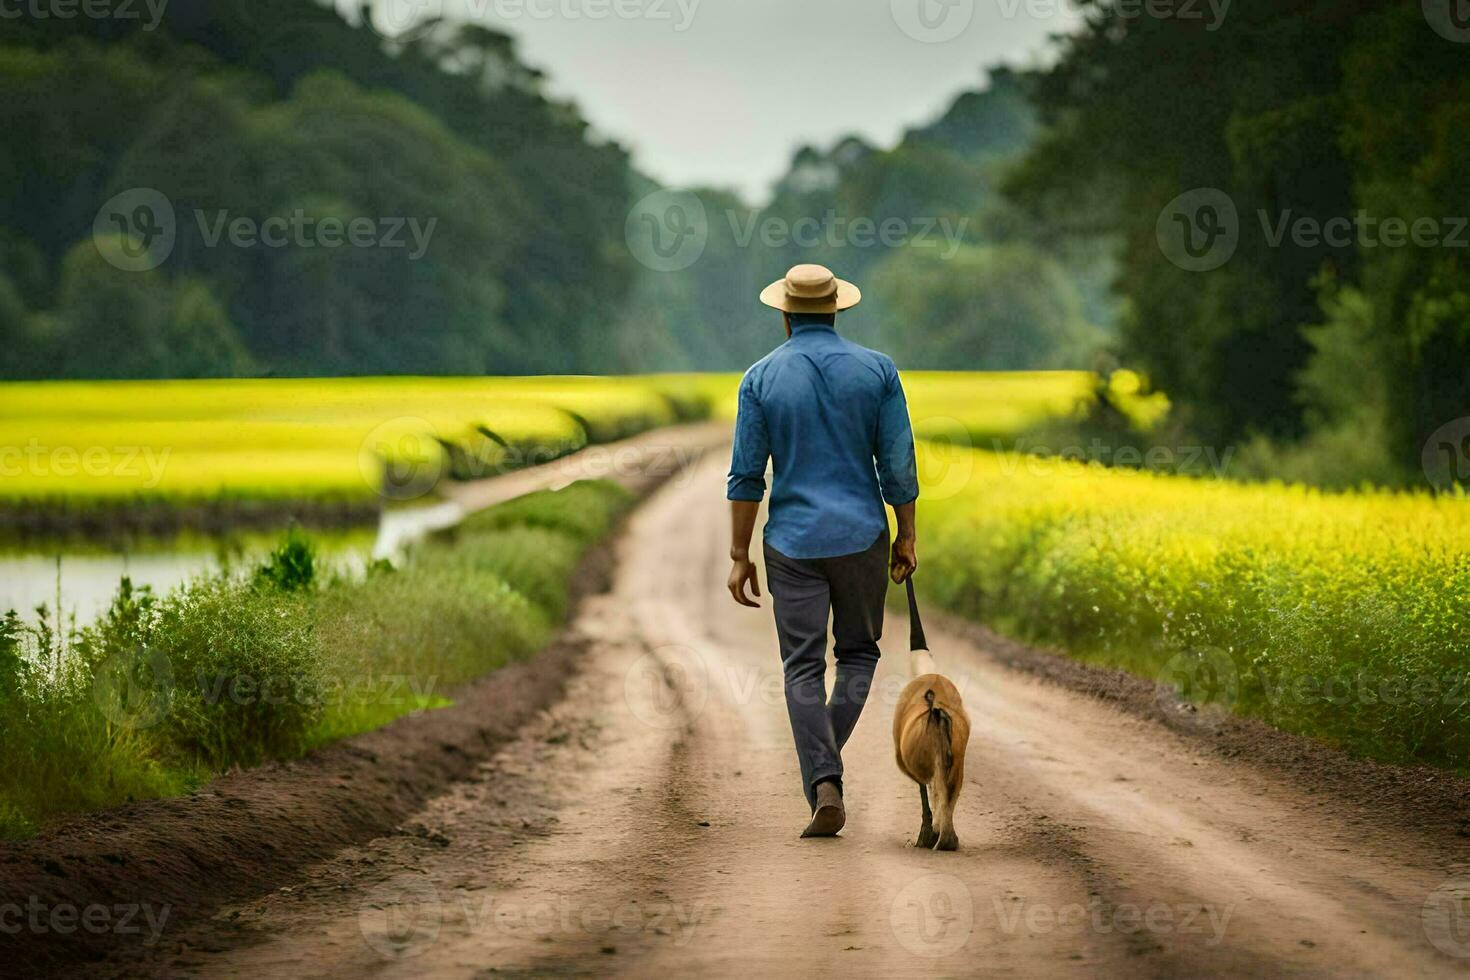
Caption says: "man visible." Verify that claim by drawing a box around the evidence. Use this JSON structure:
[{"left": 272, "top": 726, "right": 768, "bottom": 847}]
[{"left": 726, "top": 263, "right": 919, "bottom": 838}]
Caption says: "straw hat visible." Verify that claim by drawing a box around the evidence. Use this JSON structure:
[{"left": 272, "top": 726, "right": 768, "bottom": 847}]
[{"left": 759, "top": 263, "right": 862, "bottom": 314}]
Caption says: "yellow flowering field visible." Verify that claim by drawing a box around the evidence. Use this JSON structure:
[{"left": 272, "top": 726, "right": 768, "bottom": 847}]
[
  {"left": 0, "top": 371, "right": 1103, "bottom": 507},
  {"left": 0, "top": 376, "right": 703, "bottom": 505},
  {"left": 916, "top": 445, "right": 1470, "bottom": 768}
]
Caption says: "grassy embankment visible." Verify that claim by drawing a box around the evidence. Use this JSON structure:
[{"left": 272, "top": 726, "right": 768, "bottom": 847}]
[
  {"left": 916, "top": 444, "right": 1470, "bottom": 770},
  {"left": 0, "top": 481, "right": 630, "bottom": 839}
]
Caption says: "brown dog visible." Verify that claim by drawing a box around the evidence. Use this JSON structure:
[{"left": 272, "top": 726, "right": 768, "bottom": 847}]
[{"left": 893, "top": 578, "right": 971, "bottom": 850}]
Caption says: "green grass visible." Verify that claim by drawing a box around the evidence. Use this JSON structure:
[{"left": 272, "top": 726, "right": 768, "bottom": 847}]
[{"left": 0, "top": 480, "right": 631, "bottom": 839}]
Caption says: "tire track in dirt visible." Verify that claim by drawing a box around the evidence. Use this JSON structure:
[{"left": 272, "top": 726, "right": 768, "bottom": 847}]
[{"left": 119, "top": 451, "right": 1470, "bottom": 978}]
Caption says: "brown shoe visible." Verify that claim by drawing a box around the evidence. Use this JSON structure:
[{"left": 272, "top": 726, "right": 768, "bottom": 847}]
[{"left": 801, "top": 781, "right": 845, "bottom": 838}]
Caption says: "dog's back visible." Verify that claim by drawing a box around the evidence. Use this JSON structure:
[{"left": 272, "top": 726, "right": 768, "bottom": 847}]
[
  {"left": 892, "top": 579, "right": 971, "bottom": 850},
  {"left": 893, "top": 673, "right": 969, "bottom": 787}
]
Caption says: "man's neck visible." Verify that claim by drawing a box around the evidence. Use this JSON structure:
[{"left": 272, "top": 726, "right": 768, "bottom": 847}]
[{"left": 789, "top": 314, "right": 836, "bottom": 334}]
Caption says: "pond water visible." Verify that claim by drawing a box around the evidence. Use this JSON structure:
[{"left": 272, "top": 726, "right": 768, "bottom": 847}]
[{"left": 0, "top": 500, "right": 465, "bottom": 625}]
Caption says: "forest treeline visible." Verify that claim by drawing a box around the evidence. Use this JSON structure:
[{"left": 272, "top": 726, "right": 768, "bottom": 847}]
[
  {"left": 0, "top": 1, "right": 1099, "bottom": 380},
  {"left": 4, "top": 0, "right": 1467, "bottom": 485},
  {"left": 1009, "top": 0, "right": 1470, "bottom": 485},
  {"left": 3, "top": 0, "right": 636, "bottom": 377}
]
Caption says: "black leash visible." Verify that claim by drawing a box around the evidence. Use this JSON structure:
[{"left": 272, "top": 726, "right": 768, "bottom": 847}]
[{"left": 905, "top": 575, "right": 928, "bottom": 652}]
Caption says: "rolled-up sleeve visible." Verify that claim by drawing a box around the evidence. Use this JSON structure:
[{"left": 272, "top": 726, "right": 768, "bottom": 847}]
[
  {"left": 875, "top": 362, "right": 919, "bottom": 506},
  {"left": 727, "top": 370, "right": 770, "bottom": 501}
]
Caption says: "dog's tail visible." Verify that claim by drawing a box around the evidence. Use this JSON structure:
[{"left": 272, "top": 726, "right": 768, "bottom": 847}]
[
  {"left": 907, "top": 576, "right": 938, "bottom": 678},
  {"left": 923, "top": 689, "right": 955, "bottom": 771}
]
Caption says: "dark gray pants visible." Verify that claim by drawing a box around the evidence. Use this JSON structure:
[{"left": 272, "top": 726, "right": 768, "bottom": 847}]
[{"left": 764, "top": 529, "right": 889, "bottom": 811}]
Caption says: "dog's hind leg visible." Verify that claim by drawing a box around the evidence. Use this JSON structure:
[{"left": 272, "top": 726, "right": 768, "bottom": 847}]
[
  {"left": 931, "top": 774, "right": 959, "bottom": 852},
  {"left": 915, "top": 784, "right": 938, "bottom": 849}
]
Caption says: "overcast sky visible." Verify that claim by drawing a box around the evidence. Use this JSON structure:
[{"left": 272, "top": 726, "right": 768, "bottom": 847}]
[{"left": 355, "top": 0, "right": 1081, "bottom": 203}]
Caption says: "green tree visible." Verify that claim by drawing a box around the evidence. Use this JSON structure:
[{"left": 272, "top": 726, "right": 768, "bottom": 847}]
[
  {"left": 48, "top": 238, "right": 253, "bottom": 379},
  {"left": 871, "top": 244, "right": 1102, "bottom": 370}
]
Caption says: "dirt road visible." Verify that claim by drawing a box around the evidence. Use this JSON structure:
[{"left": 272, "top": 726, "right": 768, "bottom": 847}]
[{"left": 134, "top": 453, "right": 1470, "bottom": 978}]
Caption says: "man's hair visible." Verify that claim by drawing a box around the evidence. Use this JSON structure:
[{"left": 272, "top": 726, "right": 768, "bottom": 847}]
[{"left": 789, "top": 312, "right": 837, "bottom": 327}]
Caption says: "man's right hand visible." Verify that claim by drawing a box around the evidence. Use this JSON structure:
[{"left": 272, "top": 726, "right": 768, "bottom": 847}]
[
  {"left": 890, "top": 534, "right": 918, "bottom": 584},
  {"left": 728, "top": 557, "right": 762, "bottom": 607}
]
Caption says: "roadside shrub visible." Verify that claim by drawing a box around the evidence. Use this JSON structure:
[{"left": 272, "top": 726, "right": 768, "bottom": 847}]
[
  {"left": 0, "top": 476, "right": 630, "bottom": 837},
  {"left": 151, "top": 581, "right": 323, "bottom": 768},
  {"left": 253, "top": 527, "right": 317, "bottom": 593},
  {"left": 313, "top": 562, "right": 546, "bottom": 687},
  {"left": 0, "top": 610, "right": 26, "bottom": 714},
  {"left": 456, "top": 480, "right": 630, "bottom": 544},
  {"left": 0, "top": 588, "right": 196, "bottom": 838},
  {"left": 432, "top": 527, "right": 585, "bottom": 619}
]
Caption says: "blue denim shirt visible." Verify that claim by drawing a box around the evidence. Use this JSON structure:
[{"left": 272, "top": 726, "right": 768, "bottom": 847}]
[{"left": 727, "top": 318, "right": 919, "bottom": 559}]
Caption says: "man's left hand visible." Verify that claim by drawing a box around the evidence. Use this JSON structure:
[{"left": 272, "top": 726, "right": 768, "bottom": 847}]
[{"left": 728, "top": 557, "right": 762, "bottom": 607}]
